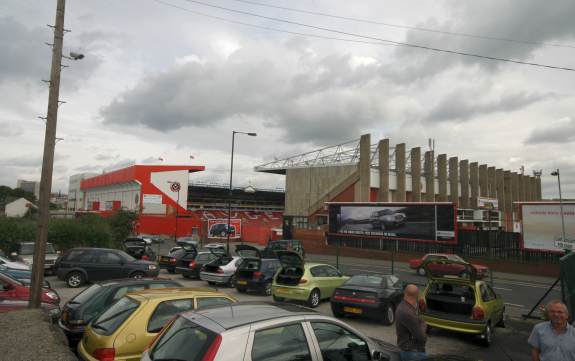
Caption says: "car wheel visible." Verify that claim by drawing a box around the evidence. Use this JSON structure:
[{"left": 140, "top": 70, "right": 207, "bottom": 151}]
[
  {"left": 417, "top": 267, "right": 426, "bottom": 276},
  {"left": 381, "top": 303, "right": 395, "bottom": 326},
  {"left": 208, "top": 281, "right": 216, "bottom": 286},
  {"left": 480, "top": 323, "right": 493, "bottom": 347},
  {"left": 264, "top": 282, "right": 272, "bottom": 296},
  {"left": 182, "top": 274, "right": 190, "bottom": 279},
  {"left": 237, "top": 287, "right": 247, "bottom": 293},
  {"left": 228, "top": 275, "right": 236, "bottom": 288},
  {"left": 496, "top": 311, "right": 506, "bottom": 328},
  {"left": 331, "top": 307, "right": 344, "bottom": 318},
  {"left": 308, "top": 289, "right": 321, "bottom": 308},
  {"left": 66, "top": 271, "right": 84, "bottom": 288},
  {"left": 273, "top": 295, "right": 284, "bottom": 302},
  {"left": 220, "top": 231, "right": 226, "bottom": 237},
  {"left": 131, "top": 271, "right": 145, "bottom": 279},
  {"left": 167, "top": 268, "right": 175, "bottom": 274}
]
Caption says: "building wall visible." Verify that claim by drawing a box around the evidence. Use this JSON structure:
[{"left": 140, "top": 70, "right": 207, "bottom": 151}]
[
  {"left": 68, "top": 173, "right": 98, "bottom": 211},
  {"left": 16, "top": 179, "right": 40, "bottom": 199},
  {"left": 5, "top": 198, "right": 33, "bottom": 217},
  {"left": 84, "top": 182, "right": 141, "bottom": 211}
]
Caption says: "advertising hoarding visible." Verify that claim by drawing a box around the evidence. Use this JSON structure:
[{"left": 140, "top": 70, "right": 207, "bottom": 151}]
[
  {"left": 328, "top": 202, "right": 456, "bottom": 243},
  {"left": 521, "top": 203, "right": 575, "bottom": 252},
  {"left": 143, "top": 194, "right": 162, "bottom": 204},
  {"left": 207, "top": 219, "right": 242, "bottom": 239}
]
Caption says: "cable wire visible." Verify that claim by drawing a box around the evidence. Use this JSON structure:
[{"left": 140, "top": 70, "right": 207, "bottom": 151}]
[
  {"left": 158, "top": 0, "right": 575, "bottom": 72},
  {"left": 224, "top": 0, "right": 575, "bottom": 49}
]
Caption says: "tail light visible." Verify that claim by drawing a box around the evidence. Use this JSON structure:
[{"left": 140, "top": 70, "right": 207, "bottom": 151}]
[
  {"left": 418, "top": 298, "right": 427, "bottom": 312},
  {"left": 253, "top": 271, "right": 264, "bottom": 280},
  {"left": 333, "top": 295, "right": 376, "bottom": 304},
  {"left": 216, "top": 267, "right": 224, "bottom": 274},
  {"left": 170, "top": 258, "right": 177, "bottom": 264},
  {"left": 472, "top": 306, "right": 485, "bottom": 320},
  {"left": 201, "top": 334, "right": 222, "bottom": 361},
  {"left": 299, "top": 278, "right": 308, "bottom": 285},
  {"left": 189, "top": 261, "right": 197, "bottom": 269},
  {"left": 93, "top": 348, "right": 115, "bottom": 361}
]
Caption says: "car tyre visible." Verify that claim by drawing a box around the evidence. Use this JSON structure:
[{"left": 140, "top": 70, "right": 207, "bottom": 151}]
[
  {"left": 480, "top": 323, "right": 493, "bottom": 347},
  {"left": 208, "top": 281, "right": 216, "bottom": 286},
  {"left": 182, "top": 274, "right": 190, "bottom": 279},
  {"left": 228, "top": 275, "right": 236, "bottom": 288},
  {"left": 417, "top": 267, "right": 426, "bottom": 276},
  {"left": 66, "top": 271, "right": 84, "bottom": 288},
  {"left": 167, "top": 268, "right": 175, "bottom": 274},
  {"left": 331, "top": 307, "right": 344, "bottom": 318},
  {"left": 264, "top": 282, "right": 272, "bottom": 296},
  {"left": 308, "top": 289, "right": 321, "bottom": 308},
  {"left": 496, "top": 311, "right": 506, "bottom": 328},
  {"left": 273, "top": 295, "right": 284, "bottom": 302},
  {"left": 131, "top": 271, "right": 145, "bottom": 279},
  {"left": 237, "top": 287, "right": 247, "bottom": 293},
  {"left": 381, "top": 303, "right": 395, "bottom": 325}
]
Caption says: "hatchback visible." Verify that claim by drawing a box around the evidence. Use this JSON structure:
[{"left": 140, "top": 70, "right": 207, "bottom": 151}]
[
  {"left": 175, "top": 251, "right": 219, "bottom": 279},
  {"left": 159, "top": 243, "right": 197, "bottom": 274},
  {"left": 234, "top": 245, "right": 281, "bottom": 295},
  {"left": 0, "top": 272, "right": 60, "bottom": 309},
  {"left": 78, "top": 288, "right": 236, "bottom": 361}
]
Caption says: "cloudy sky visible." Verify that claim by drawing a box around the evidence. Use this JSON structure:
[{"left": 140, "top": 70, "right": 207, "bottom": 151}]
[{"left": 1, "top": 0, "right": 574, "bottom": 198}]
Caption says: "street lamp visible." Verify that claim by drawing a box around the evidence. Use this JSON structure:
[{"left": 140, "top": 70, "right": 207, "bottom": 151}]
[
  {"left": 551, "top": 169, "right": 567, "bottom": 246},
  {"left": 227, "top": 131, "right": 257, "bottom": 254},
  {"left": 168, "top": 181, "right": 182, "bottom": 243}
]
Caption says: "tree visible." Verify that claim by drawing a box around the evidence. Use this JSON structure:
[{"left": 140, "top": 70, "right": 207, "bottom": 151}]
[{"left": 108, "top": 210, "right": 139, "bottom": 247}]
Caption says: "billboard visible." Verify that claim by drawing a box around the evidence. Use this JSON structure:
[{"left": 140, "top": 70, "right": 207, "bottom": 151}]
[
  {"left": 328, "top": 202, "right": 456, "bottom": 243},
  {"left": 207, "top": 219, "right": 242, "bottom": 239},
  {"left": 521, "top": 203, "right": 575, "bottom": 252}
]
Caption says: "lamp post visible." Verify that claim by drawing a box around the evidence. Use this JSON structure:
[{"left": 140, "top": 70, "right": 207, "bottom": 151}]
[
  {"left": 168, "top": 181, "right": 181, "bottom": 243},
  {"left": 227, "top": 131, "right": 257, "bottom": 254},
  {"left": 551, "top": 169, "right": 567, "bottom": 246}
]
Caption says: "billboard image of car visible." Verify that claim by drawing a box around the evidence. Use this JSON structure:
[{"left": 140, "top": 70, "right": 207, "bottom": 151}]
[
  {"left": 520, "top": 202, "right": 575, "bottom": 252},
  {"left": 207, "top": 219, "right": 242, "bottom": 239},
  {"left": 328, "top": 202, "right": 456, "bottom": 242}
]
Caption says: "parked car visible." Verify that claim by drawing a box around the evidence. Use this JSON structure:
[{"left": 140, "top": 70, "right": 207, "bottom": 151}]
[
  {"left": 200, "top": 248, "right": 242, "bottom": 287},
  {"left": 234, "top": 245, "right": 282, "bottom": 295},
  {"left": 209, "top": 223, "right": 236, "bottom": 237},
  {"left": 159, "top": 242, "right": 197, "bottom": 274},
  {"left": 55, "top": 247, "right": 160, "bottom": 288},
  {"left": 331, "top": 274, "right": 405, "bottom": 325},
  {"left": 370, "top": 209, "right": 407, "bottom": 230},
  {"left": 58, "top": 278, "right": 182, "bottom": 348},
  {"left": 0, "top": 254, "right": 29, "bottom": 271},
  {"left": 0, "top": 264, "right": 51, "bottom": 288},
  {"left": 409, "top": 253, "right": 489, "bottom": 278},
  {"left": 418, "top": 260, "right": 505, "bottom": 347},
  {"left": 78, "top": 288, "right": 236, "bottom": 361},
  {"left": 261, "top": 239, "right": 305, "bottom": 258},
  {"left": 0, "top": 272, "right": 60, "bottom": 307},
  {"left": 122, "top": 238, "right": 156, "bottom": 260},
  {"left": 175, "top": 251, "right": 219, "bottom": 279},
  {"left": 11, "top": 241, "right": 59, "bottom": 273},
  {"left": 272, "top": 250, "right": 349, "bottom": 308},
  {"left": 141, "top": 301, "right": 400, "bottom": 361}
]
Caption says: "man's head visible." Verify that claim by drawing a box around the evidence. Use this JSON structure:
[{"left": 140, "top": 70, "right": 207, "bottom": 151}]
[
  {"left": 546, "top": 300, "right": 569, "bottom": 327},
  {"left": 404, "top": 284, "right": 419, "bottom": 305}
]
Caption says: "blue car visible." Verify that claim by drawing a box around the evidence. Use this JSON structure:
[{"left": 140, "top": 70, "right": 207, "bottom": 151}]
[{"left": 234, "top": 245, "right": 282, "bottom": 295}]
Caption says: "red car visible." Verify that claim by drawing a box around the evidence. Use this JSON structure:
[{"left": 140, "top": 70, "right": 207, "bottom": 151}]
[
  {"left": 408, "top": 253, "right": 489, "bottom": 278},
  {"left": 0, "top": 272, "right": 60, "bottom": 307}
]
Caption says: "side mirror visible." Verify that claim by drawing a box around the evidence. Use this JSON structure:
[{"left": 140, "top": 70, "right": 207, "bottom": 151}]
[
  {"left": 372, "top": 350, "right": 389, "bottom": 361},
  {"left": 10, "top": 252, "right": 18, "bottom": 258}
]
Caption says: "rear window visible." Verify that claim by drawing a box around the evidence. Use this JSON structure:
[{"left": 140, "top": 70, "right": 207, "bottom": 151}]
[
  {"left": 240, "top": 259, "right": 261, "bottom": 270},
  {"left": 346, "top": 275, "right": 383, "bottom": 287},
  {"left": 428, "top": 282, "right": 474, "bottom": 298},
  {"left": 151, "top": 317, "right": 218, "bottom": 361},
  {"left": 70, "top": 284, "right": 102, "bottom": 304},
  {"left": 91, "top": 297, "right": 139, "bottom": 336}
]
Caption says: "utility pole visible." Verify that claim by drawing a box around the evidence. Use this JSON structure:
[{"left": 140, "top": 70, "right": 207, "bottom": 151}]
[{"left": 29, "top": 0, "right": 66, "bottom": 308}]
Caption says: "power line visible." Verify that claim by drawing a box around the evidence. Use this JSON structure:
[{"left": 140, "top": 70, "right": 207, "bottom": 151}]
[
  {"left": 224, "top": 0, "right": 575, "bottom": 50},
  {"left": 159, "top": 0, "right": 575, "bottom": 72}
]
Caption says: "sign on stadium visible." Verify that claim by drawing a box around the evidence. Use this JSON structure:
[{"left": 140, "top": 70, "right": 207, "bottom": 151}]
[
  {"left": 207, "top": 219, "right": 242, "bottom": 239},
  {"left": 521, "top": 202, "right": 575, "bottom": 252}
]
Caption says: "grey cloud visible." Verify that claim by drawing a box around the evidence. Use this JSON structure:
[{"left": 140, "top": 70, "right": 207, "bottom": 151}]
[
  {"left": 526, "top": 117, "right": 575, "bottom": 144},
  {"left": 0, "top": 156, "right": 42, "bottom": 168},
  {"left": 426, "top": 90, "right": 553, "bottom": 122},
  {"left": 74, "top": 165, "right": 101, "bottom": 172},
  {"left": 95, "top": 154, "right": 118, "bottom": 161},
  {"left": 0, "top": 120, "right": 23, "bottom": 137}
]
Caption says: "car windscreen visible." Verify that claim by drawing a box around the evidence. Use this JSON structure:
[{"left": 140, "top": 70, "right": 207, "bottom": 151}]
[
  {"left": 151, "top": 316, "right": 217, "bottom": 361},
  {"left": 115, "top": 250, "right": 136, "bottom": 262},
  {"left": 91, "top": 297, "right": 139, "bottom": 336},
  {"left": 69, "top": 284, "right": 102, "bottom": 304},
  {"left": 19, "top": 244, "right": 35, "bottom": 255},
  {"left": 345, "top": 275, "right": 384, "bottom": 288}
]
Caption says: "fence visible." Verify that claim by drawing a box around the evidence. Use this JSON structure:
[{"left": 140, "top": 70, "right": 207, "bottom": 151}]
[{"left": 326, "top": 230, "right": 561, "bottom": 264}]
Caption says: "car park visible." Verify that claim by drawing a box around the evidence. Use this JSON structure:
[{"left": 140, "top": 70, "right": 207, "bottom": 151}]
[
  {"left": 78, "top": 288, "right": 236, "bottom": 361},
  {"left": 159, "top": 242, "right": 197, "bottom": 274},
  {"left": 331, "top": 274, "right": 404, "bottom": 325},
  {"left": 418, "top": 260, "right": 505, "bottom": 346},
  {"left": 11, "top": 241, "right": 59, "bottom": 273},
  {"left": 141, "top": 301, "right": 399, "bottom": 361},
  {"left": 234, "top": 244, "right": 281, "bottom": 295},
  {"left": 409, "top": 253, "right": 489, "bottom": 278},
  {"left": 200, "top": 247, "right": 242, "bottom": 287},
  {"left": 122, "top": 238, "right": 156, "bottom": 261},
  {"left": 0, "top": 254, "right": 30, "bottom": 271},
  {"left": 0, "top": 272, "right": 60, "bottom": 307},
  {"left": 175, "top": 250, "right": 219, "bottom": 279},
  {"left": 0, "top": 264, "right": 51, "bottom": 288},
  {"left": 58, "top": 278, "right": 182, "bottom": 348},
  {"left": 55, "top": 247, "right": 160, "bottom": 288},
  {"left": 272, "top": 250, "right": 349, "bottom": 308}
]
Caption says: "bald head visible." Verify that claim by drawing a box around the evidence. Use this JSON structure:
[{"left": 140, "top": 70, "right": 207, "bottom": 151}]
[{"left": 403, "top": 284, "right": 419, "bottom": 306}]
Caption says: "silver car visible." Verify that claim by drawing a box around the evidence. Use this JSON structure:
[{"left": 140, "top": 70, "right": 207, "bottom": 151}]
[
  {"left": 141, "top": 302, "right": 399, "bottom": 361},
  {"left": 200, "top": 255, "right": 242, "bottom": 287},
  {"left": 12, "top": 242, "right": 58, "bottom": 272}
]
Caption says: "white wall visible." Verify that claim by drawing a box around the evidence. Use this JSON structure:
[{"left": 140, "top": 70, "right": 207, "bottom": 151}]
[{"left": 5, "top": 198, "right": 33, "bottom": 217}]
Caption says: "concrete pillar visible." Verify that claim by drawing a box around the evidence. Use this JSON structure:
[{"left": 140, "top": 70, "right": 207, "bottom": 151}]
[
  {"left": 378, "top": 139, "right": 390, "bottom": 202},
  {"left": 511, "top": 172, "right": 520, "bottom": 207},
  {"left": 525, "top": 176, "right": 533, "bottom": 201},
  {"left": 479, "top": 165, "right": 488, "bottom": 197},
  {"left": 518, "top": 174, "right": 526, "bottom": 201},
  {"left": 536, "top": 177, "right": 542, "bottom": 200},
  {"left": 503, "top": 171, "right": 512, "bottom": 213},
  {"left": 496, "top": 169, "right": 505, "bottom": 211},
  {"left": 488, "top": 167, "right": 496, "bottom": 198},
  {"left": 449, "top": 157, "right": 459, "bottom": 206},
  {"left": 460, "top": 160, "right": 469, "bottom": 209},
  {"left": 529, "top": 176, "right": 536, "bottom": 201},
  {"left": 424, "top": 151, "right": 435, "bottom": 202},
  {"left": 437, "top": 154, "right": 448, "bottom": 202},
  {"left": 411, "top": 147, "right": 422, "bottom": 202},
  {"left": 357, "top": 134, "right": 371, "bottom": 202},
  {"left": 394, "top": 143, "right": 406, "bottom": 202},
  {"left": 470, "top": 162, "right": 478, "bottom": 208}
]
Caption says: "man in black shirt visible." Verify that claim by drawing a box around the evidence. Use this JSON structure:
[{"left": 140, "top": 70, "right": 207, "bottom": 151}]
[{"left": 395, "top": 284, "right": 428, "bottom": 361}]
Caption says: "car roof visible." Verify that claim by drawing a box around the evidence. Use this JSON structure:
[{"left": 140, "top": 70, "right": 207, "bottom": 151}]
[
  {"left": 127, "top": 287, "right": 231, "bottom": 301},
  {"left": 66, "top": 247, "right": 120, "bottom": 252},
  {"left": 183, "top": 301, "right": 317, "bottom": 330},
  {"left": 95, "top": 278, "right": 180, "bottom": 287}
]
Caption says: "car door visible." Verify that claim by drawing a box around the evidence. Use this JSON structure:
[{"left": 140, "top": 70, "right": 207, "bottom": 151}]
[
  {"left": 310, "top": 266, "right": 329, "bottom": 297},
  {"left": 93, "top": 251, "right": 126, "bottom": 280},
  {"left": 483, "top": 283, "right": 504, "bottom": 323},
  {"left": 248, "top": 322, "right": 316, "bottom": 361},
  {"left": 323, "top": 265, "right": 347, "bottom": 298},
  {"left": 307, "top": 321, "right": 372, "bottom": 361}
]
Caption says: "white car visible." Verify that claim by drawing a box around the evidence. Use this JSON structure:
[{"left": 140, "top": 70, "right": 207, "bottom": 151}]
[
  {"left": 200, "top": 255, "right": 242, "bottom": 287},
  {"left": 0, "top": 255, "right": 30, "bottom": 270}
]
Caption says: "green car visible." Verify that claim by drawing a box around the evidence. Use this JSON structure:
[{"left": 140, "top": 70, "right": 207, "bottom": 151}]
[
  {"left": 418, "top": 259, "right": 505, "bottom": 347},
  {"left": 272, "top": 251, "right": 349, "bottom": 308}
]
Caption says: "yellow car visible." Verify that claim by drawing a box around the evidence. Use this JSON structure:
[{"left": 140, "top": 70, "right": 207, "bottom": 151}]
[{"left": 78, "top": 288, "right": 236, "bottom": 361}]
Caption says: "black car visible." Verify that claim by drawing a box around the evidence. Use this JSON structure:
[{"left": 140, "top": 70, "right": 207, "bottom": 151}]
[
  {"left": 55, "top": 247, "right": 160, "bottom": 288},
  {"left": 261, "top": 239, "right": 305, "bottom": 259},
  {"left": 175, "top": 251, "right": 219, "bottom": 279},
  {"left": 331, "top": 274, "right": 404, "bottom": 325},
  {"left": 234, "top": 245, "right": 281, "bottom": 295},
  {"left": 159, "top": 243, "right": 198, "bottom": 274},
  {"left": 209, "top": 223, "right": 236, "bottom": 237},
  {"left": 58, "top": 278, "right": 182, "bottom": 347},
  {"left": 123, "top": 238, "right": 156, "bottom": 260}
]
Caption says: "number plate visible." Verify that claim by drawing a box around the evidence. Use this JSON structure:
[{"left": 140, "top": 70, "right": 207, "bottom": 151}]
[
  {"left": 344, "top": 306, "right": 363, "bottom": 314},
  {"left": 276, "top": 288, "right": 290, "bottom": 294},
  {"left": 237, "top": 280, "right": 247, "bottom": 285},
  {"left": 62, "top": 311, "right": 68, "bottom": 323}
]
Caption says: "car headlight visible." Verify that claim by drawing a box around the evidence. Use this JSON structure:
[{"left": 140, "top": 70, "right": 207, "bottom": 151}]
[
  {"left": 46, "top": 291, "right": 59, "bottom": 300},
  {"left": 148, "top": 264, "right": 158, "bottom": 270}
]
